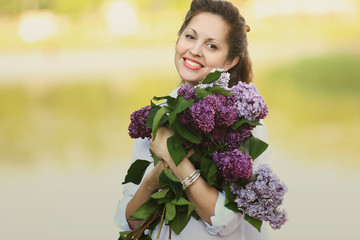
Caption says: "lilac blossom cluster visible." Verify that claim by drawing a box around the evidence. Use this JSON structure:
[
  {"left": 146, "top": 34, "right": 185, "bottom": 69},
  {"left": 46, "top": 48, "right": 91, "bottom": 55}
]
[
  {"left": 214, "top": 94, "right": 237, "bottom": 127},
  {"left": 213, "top": 149, "right": 253, "bottom": 181},
  {"left": 209, "top": 127, "right": 252, "bottom": 150},
  {"left": 195, "top": 69, "right": 230, "bottom": 90},
  {"left": 180, "top": 93, "right": 238, "bottom": 133},
  {"left": 177, "top": 85, "right": 197, "bottom": 100},
  {"left": 229, "top": 82, "right": 268, "bottom": 121},
  {"left": 230, "top": 164, "right": 288, "bottom": 229},
  {"left": 128, "top": 105, "right": 152, "bottom": 139},
  {"left": 189, "top": 95, "right": 217, "bottom": 132}
]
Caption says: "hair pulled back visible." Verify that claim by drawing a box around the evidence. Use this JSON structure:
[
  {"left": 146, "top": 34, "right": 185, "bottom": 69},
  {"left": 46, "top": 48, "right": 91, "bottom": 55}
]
[{"left": 178, "top": 0, "right": 252, "bottom": 86}]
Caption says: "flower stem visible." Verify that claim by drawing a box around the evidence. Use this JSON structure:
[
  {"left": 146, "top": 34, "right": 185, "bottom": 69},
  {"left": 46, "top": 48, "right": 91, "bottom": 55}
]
[
  {"left": 125, "top": 208, "right": 162, "bottom": 240},
  {"left": 156, "top": 205, "right": 166, "bottom": 240},
  {"left": 168, "top": 225, "right": 172, "bottom": 240}
]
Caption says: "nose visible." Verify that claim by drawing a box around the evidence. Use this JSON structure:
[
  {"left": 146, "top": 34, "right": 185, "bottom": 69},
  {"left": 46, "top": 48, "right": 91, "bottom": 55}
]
[{"left": 189, "top": 43, "right": 202, "bottom": 57}]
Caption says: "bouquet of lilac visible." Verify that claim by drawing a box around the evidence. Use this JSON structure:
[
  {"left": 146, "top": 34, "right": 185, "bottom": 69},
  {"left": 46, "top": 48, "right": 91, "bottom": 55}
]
[{"left": 121, "top": 70, "right": 287, "bottom": 240}]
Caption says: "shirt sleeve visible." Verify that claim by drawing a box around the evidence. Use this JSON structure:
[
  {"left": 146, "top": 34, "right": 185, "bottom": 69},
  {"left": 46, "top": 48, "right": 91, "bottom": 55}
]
[
  {"left": 203, "top": 122, "right": 271, "bottom": 236},
  {"left": 114, "top": 138, "right": 154, "bottom": 231},
  {"left": 204, "top": 191, "right": 245, "bottom": 236},
  {"left": 251, "top": 120, "right": 271, "bottom": 170}
]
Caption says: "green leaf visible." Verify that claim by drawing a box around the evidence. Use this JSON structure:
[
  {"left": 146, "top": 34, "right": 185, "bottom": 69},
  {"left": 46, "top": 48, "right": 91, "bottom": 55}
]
[
  {"left": 245, "top": 214, "right": 263, "bottom": 232},
  {"left": 168, "top": 96, "right": 194, "bottom": 127},
  {"left": 159, "top": 168, "right": 183, "bottom": 199},
  {"left": 152, "top": 106, "right": 171, "bottom": 139},
  {"left": 245, "top": 136, "right": 269, "bottom": 161},
  {"left": 131, "top": 199, "right": 159, "bottom": 220},
  {"left": 169, "top": 207, "right": 191, "bottom": 234},
  {"left": 146, "top": 108, "right": 168, "bottom": 129},
  {"left": 167, "top": 97, "right": 177, "bottom": 108},
  {"left": 224, "top": 184, "right": 241, "bottom": 213},
  {"left": 238, "top": 145, "right": 246, "bottom": 154},
  {"left": 150, "top": 150, "right": 161, "bottom": 166},
  {"left": 201, "top": 71, "right": 222, "bottom": 84},
  {"left": 150, "top": 100, "right": 161, "bottom": 108},
  {"left": 170, "top": 199, "right": 197, "bottom": 219},
  {"left": 163, "top": 168, "right": 180, "bottom": 182},
  {"left": 187, "top": 204, "right": 196, "bottom": 218},
  {"left": 191, "top": 211, "right": 200, "bottom": 220},
  {"left": 122, "top": 160, "right": 151, "bottom": 185},
  {"left": 208, "top": 85, "right": 232, "bottom": 96},
  {"left": 167, "top": 135, "right": 188, "bottom": 166},
  {"left": 173, "top": 120, "right": 201, "bottom": 144},
  {"left": 207, "top": 162, "right": 218, "bottom": 186},
  {"left": 165, "top": 202, "right": 176, "bottom": 224},
  {"left": 171, "top": 197, "right": 192, "bottom": 206},
  {"left": 119, "top": 231, "right": 131, "bottom": 240},
  {"left": 146, "top": 108, "right": 158, "bottom": 129},
  {"left": 200, "top": 156, "right": 212, "bottom": 178},
  {"left": 157, "top": 190, "right": 175, "bottom": 204},
  {"left": 224, "top": 184, "right": 235, "bottom": 205},
  {"left": 231, "top": 118, "right": 262, "bottom": 130},
  {"left": 152, "top": 95, "right": 171, "bottom": 101},
  {"left": 151, "top": 187, "right": 170, "bottom": 199},
  {"left": 194, "top": 89, "right": 212, "bottom": 98},
  {"left": 225, "top": 202, "right": 241, "bottom": 213},
  {"left": 171, "top": 131, "right": 186, "bottom": 148}
]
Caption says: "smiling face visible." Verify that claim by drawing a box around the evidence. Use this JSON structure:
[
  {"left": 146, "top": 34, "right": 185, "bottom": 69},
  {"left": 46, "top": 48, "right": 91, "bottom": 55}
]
[{"left": 175, "top": 12, "right": 239, "bottom": 86}]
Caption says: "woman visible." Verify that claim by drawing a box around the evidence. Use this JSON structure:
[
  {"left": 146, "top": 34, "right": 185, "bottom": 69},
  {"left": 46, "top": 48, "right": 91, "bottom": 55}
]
[{"left": 115, "top": 0, "right": 270, "bottom": 239}]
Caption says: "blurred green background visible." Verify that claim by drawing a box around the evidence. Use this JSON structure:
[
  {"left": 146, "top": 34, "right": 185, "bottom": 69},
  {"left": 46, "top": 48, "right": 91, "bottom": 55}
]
[{"left": 0, "top": 0, "right": 359, "bottom": 239}]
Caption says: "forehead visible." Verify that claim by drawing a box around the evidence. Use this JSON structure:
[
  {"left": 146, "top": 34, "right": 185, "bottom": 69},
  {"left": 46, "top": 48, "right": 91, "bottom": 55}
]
[{"left": 186, "top": 12, "right": 230, "bottom": 41}]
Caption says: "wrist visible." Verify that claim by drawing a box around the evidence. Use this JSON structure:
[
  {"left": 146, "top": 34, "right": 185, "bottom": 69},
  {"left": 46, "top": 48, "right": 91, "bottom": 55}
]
[{"left": 172, "top": 157, "right": 196, "bottom": 182}]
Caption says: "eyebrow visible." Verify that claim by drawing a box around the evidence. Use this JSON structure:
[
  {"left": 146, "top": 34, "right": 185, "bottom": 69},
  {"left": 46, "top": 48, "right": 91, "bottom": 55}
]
[{"left": 187, "top": 28, "right": 221, "bottom": 43}]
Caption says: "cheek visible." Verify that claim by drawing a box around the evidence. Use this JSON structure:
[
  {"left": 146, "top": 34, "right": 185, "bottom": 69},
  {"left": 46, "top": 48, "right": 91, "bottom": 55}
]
[
  {"left": 175, "top": 38, "right": 190, "bottom": 55},
  {"left": 206, "top": 53, "right": 229, "bottom": 68}
]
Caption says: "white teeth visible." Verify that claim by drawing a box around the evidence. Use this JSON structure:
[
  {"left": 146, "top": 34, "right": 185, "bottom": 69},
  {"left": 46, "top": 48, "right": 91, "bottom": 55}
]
[{"left": 185, "top": 59, "right": 201, "bottom": 67}]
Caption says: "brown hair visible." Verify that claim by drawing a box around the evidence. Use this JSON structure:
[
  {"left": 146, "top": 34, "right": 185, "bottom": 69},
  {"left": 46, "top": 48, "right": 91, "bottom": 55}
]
[{"left": 178, "top": 0, "right": 252, "bottom": 86}]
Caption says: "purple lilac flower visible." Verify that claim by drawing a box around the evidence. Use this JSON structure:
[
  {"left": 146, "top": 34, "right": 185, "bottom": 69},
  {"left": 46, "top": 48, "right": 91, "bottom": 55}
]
[
  {"left": 213, "top": 70, "right": 231, "bottom": 89},
  {"left": 213, "top": 149, "right": 253, "bottom": 181},
  {"left": 210, "top": 127, "right": 251, "bottom": 150},
  {"left": 195, "top": 69, "right": 230, "bottom": 89},
  {"left": 178, "top": 109, "right": 192, "bottom": 125},
  {"left": 229, "top": 82, "right": 268, "bottom": 121},
  {"left": 189, "top": 95, "right": 216, "bottom": 132},
  {"left": 177, "top": 85, "right": 197, "bottom": 100},
  {"left": 225, "top": 127, "right": 252, "bottom": 149},
  {"left": 230, "top": 164, "right": 288, "bottom": 230},
  {"left": 214, "top": 95, "right": 237, "bottom": 127},
  {"left": 128, "top": 105, "right": 152, "bottom": 139}
]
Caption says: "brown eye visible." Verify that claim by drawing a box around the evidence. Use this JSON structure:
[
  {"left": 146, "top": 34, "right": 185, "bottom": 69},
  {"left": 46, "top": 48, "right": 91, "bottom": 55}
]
[
  {"left": 207, "top": 44, "right": 217, "bottom": 50},
  {"left": 245, "top": 25, "right": 250, "bottom": 32},
  {"left": 185, "top": 34, "right": 195, "bottom": 40}
]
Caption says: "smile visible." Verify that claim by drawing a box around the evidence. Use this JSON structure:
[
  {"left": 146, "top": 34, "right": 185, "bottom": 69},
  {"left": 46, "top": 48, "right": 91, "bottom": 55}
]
[{"left": 183, "top": 58, "right": 204, "bottom": 70}]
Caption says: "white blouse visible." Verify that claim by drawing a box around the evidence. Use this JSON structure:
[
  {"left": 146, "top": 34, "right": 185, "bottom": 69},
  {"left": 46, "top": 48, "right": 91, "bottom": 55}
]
[{"left": 115, "top": 88, "right": 271, "bottom": 240}]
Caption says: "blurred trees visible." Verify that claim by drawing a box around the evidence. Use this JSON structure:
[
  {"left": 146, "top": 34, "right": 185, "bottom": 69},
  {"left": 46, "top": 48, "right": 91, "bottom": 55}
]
[{"left": 0, "top": 0, "right": 191, "bottom": 17}]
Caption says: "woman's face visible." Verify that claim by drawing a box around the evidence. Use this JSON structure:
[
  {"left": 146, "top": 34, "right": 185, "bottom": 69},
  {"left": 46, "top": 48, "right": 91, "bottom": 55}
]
[{"left": 175, "top": 12, "right": 238, "bottom": 86}]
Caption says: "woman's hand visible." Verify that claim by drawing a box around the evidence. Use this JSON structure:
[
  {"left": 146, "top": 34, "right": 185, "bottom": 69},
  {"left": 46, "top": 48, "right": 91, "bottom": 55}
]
[
  {"left": 150, "top": 126, "right": 174, "bottom": 165},
  {"left": 143, "top": 161, "right": 164, "bottom": 192},
  {"left": 126, "top": 161, "right": 164, "bottom": 229},
  {"left": 150, "top": 126, "right": 218, "bottom": 225}
]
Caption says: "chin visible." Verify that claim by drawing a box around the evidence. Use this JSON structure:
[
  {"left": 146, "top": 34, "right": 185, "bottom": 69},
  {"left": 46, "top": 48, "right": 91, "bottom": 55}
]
[
  {"left": 180, "top": 75, "right": 202, "bottom": 86},
  {"left": 178, "top": 71, "right": 204, "bottom": 85}
]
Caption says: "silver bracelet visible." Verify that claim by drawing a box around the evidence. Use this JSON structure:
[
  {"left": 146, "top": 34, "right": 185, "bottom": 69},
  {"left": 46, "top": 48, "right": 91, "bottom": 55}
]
[{"left": 182, "top": 169, "right": 201, "bottom": 190}]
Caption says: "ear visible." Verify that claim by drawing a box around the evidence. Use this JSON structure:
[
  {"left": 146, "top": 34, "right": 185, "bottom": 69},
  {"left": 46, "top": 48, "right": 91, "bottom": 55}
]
[{"left": 225, "top": 56, "right": 239, "bottom": 71}]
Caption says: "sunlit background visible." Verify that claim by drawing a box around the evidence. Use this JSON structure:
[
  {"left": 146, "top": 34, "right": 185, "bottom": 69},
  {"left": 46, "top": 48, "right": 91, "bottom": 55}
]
[{"left": 0, "top": 0, "right": 359, "bottom": 239}]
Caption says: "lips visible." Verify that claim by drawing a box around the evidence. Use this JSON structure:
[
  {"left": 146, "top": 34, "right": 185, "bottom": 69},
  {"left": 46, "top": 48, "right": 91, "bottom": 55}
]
[{"left": 183, "top": 57, "right": 204, "bottom": 70}]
